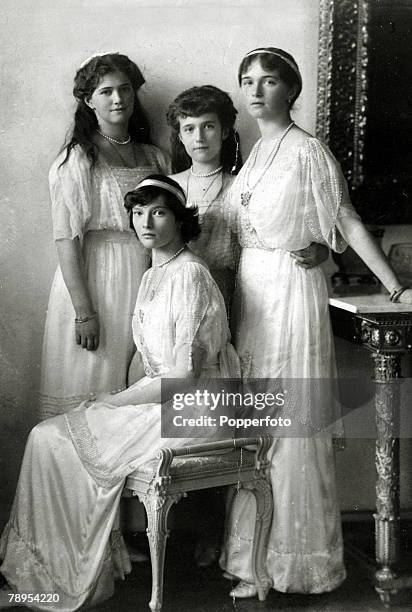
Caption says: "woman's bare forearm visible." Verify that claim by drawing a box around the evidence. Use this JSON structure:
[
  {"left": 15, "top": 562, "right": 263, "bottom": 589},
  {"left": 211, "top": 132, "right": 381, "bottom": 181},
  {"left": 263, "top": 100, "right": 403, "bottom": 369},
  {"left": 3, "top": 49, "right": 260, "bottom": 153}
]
[
  {"left": 56, "top": 238, "right": 95, "bottom": 316},
  {"left": 338, "top": 217, "right": 401, "bottom": 293},
  {"left": 105, "top": 346, "right": 206, "bottom": 407}
]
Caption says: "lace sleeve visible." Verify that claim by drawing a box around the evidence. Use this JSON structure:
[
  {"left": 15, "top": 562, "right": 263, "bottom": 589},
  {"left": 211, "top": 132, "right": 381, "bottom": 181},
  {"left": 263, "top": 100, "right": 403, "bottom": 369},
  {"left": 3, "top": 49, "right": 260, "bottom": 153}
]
[
  {"left": 306, "top": 138, "right": 360, "bottom": 253},
  {"left": 49, "top": 147, "right": 93, "bottom": 243},
  {"left": 171, "top": 263, "right": 212, "bottom": 371}
]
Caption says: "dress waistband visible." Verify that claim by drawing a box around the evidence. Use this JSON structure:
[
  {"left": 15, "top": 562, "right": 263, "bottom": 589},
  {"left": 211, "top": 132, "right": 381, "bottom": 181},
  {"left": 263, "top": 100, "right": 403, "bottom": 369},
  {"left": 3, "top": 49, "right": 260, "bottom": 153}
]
[
  {"left": 84, "top": 230, "right": 135, "bottom": 243},
  {"left": 241, "top": 245, "right": 279, "bottom": 252}
]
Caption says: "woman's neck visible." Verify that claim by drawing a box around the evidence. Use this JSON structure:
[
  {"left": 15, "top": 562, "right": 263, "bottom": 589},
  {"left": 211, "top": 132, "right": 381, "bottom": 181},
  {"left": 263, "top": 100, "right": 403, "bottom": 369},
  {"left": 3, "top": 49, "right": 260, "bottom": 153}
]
[
  {"left": 190, "top": 159, "right": 222, "bottom": 176},
  {"left": 151, "top": 239, "right": 185, "bottom": 267},
  {"left": 96, "top": 122, "right": 129, "bottom": 141},
  {"left": 257, "top": 114, "right": 293, "bottom": 142}
]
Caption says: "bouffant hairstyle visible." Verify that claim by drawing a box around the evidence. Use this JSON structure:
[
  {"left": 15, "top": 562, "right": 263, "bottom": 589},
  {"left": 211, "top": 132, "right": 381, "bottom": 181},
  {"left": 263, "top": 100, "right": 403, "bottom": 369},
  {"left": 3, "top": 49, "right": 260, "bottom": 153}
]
[
  {"left": 61, "top": 53, "right": 151, "bottom": 167},
  {"left": 238, "top": 47, "right": 302, "bottom": 109},
  {"left": 166, "top": 85, "right": 242, "bottom": 174},
  {"left": 124, "top": 174, "right": 201, "bottom": 244}
]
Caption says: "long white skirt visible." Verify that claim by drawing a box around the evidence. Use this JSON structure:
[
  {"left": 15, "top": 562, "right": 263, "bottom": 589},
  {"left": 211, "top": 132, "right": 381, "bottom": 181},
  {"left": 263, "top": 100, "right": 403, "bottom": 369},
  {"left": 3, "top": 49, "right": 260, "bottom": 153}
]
[
  {"left": 39, "top": 232, "right": 149, "bottom": 419},
  {"left": 220, "top": 247, "right": 346, "bottom": 593},
  {"left": 0, "top": 388, "right": 201, "bottom": 611}
]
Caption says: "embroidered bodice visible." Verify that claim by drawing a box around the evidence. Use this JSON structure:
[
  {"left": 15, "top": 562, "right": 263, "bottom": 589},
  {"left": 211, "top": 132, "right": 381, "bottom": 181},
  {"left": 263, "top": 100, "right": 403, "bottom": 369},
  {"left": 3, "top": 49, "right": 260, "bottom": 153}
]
[
  {"left": 132, "top": 261, "right": 233, "bottom": 377},
  {"left": 227, "top": 136, "right": 359, "bottom": 252},
  {"left": 49, "top": 144, "right": 169, "bottom": 241},
  {"left": 172, "top": 172, "right": 238, "bottom": 270}
]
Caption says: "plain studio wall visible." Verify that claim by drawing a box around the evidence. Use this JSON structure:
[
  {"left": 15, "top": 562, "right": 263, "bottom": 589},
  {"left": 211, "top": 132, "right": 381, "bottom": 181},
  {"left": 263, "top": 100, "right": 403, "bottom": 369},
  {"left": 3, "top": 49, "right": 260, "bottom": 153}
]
[
  {"left": 0, "top": 0, "right": 319, "bottom": 523},
  {"left": 0, "top": 0, "right": 410, "bottom": 527}
]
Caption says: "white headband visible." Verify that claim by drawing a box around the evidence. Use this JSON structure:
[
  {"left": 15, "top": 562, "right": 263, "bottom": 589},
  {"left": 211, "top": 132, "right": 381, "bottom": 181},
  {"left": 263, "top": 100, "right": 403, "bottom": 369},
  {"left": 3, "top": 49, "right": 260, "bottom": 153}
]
[
  {"left": 135, "top": 179, "right": 186, "bottom": 206},
  {"left": 79, "top": 51, "right": 119, "bottom": 70},
  {"left": 244, "top": 49, "right": 302, "bottom": 84}
]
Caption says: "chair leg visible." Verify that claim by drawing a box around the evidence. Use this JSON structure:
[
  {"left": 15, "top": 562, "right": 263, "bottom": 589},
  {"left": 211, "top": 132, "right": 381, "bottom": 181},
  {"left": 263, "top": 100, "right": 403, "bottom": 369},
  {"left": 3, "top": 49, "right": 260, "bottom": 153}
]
[
  {"left": 140, "top": 491, "right": 184, "bottom": 612},
  {"left": 244, "top": 478, "right": 273, "bottom": 601},
  {"left": 221, "top": 484, "right": 237, "bottom": 545}
]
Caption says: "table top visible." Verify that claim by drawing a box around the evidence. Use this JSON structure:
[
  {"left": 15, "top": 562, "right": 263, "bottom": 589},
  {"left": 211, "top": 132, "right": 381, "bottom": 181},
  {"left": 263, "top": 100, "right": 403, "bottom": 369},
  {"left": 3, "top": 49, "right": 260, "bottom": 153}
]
[{"left": 329, "top": 294, "right": 412, "bottom": 314}]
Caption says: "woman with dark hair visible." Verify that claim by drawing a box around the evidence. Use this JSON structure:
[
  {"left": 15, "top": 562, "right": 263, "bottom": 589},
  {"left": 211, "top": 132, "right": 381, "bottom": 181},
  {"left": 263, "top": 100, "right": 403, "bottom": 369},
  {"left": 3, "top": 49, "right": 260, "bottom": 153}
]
[
  {"left": 220, "top": 47, "right": 412, "bottom": 598},
  {"left": 167, "top": 85, "right": 328, "bottom": 309},
  {"left": 167, "top": 85, "right": 241, "bottom": 307},
  {"left": 0, "top": 176, "right": 239, "bottom": 610},
  {"left": 39, "top": 52, "right": 169, "bottom": 419}
]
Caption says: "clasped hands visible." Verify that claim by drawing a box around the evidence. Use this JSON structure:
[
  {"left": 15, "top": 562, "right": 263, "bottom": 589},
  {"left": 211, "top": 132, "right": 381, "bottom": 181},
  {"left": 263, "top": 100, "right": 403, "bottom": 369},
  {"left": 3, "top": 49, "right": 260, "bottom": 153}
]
[{"left": 290, "top": 242, "right": 329, "bottom": 269}]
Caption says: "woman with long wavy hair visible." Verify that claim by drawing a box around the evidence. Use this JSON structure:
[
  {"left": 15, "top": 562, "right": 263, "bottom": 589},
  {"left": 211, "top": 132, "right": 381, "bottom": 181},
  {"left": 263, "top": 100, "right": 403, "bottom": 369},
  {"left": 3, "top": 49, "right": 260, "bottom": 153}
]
[{"left": 39, "top": 52, "right": 169, "bottom": 419}]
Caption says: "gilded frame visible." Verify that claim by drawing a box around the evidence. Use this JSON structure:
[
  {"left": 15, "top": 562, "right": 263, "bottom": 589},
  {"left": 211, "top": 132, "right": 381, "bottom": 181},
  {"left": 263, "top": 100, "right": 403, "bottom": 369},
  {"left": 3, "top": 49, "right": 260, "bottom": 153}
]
[
  {"left": 316, "top": 0, "right": 369, "bottom": 188},
  {"left": 316, "top": 0, "right": 412, "bottom": 224}
]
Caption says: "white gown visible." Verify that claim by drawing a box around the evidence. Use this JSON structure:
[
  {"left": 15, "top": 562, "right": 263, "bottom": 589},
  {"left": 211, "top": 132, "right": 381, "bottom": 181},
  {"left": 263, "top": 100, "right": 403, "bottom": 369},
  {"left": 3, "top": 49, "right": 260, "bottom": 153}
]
[
  {"left": 172, "top": 171, "right": 239, "bottom": 308},
  {"left": 1, "top": 262, "right": 239, "bottom": 610},
  {"left": 220, "top": 135, "right": 359, "bottom": 593},
  {"left": 39, "top": 144, "right": 169, "bottom": 419}
]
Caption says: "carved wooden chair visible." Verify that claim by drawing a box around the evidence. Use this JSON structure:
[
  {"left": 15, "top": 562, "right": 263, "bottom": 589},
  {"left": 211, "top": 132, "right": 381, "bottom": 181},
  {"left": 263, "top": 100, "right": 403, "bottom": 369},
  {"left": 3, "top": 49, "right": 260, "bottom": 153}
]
[{"left": 123, "top": 436, "right": 273, "bottom": 612}]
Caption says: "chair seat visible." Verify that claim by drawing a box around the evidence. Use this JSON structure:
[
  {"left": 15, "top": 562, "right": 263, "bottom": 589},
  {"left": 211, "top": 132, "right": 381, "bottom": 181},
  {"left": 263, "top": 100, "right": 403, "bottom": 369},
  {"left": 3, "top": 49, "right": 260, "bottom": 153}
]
[
  {"left": 125, "top": 448, "right": 258, "bottom": 496},
  {"left": 127, "top": 448, "right": 256, "bottom": 481},
  {"left": 123, "top": 437, "right": 273, "bottom": 612}
]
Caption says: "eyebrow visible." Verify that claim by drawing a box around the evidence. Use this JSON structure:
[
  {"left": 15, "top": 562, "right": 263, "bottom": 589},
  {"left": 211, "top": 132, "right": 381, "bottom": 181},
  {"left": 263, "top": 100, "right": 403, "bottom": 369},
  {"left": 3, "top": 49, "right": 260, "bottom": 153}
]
[
  {"left": 135, "top": 203, "right": 168, "bottom": 209},
  {"left": 181, "top": 119, "right": 216, "bottom": 127},
  {"left": 97, "top": 82, "right": 131, "bottom": 91},
  {"left": 241, "top": 74, "right": 279, "bottom": 80}
]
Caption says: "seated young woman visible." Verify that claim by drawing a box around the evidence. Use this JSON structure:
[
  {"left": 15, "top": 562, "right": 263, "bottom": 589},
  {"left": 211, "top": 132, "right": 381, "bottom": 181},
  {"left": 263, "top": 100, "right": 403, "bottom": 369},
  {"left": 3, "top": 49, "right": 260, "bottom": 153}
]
[{"left": 0, "top": 175, "right": 239, "bottom": 611}]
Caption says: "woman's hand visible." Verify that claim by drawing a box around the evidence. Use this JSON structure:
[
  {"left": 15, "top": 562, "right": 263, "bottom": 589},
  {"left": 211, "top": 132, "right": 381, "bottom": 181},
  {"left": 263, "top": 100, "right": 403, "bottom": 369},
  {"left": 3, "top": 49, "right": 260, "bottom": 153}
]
[
  {"left": 75, "top": 315, "right": 100, "bottom": 351},
  {"left": 94, "top": 390, "right": 124, "bottom": 407},
  {"left": 94, "top": 391, "right": 115, "bottom": 403},
  {"left": 290, "top": 243, "right": 329, "bottom": 269},
  {"left": 56, "top": 238, "right": 100, "bottom": 350},
  {"left": 398, "top": 289, "right": 412, "bottom": 304}
]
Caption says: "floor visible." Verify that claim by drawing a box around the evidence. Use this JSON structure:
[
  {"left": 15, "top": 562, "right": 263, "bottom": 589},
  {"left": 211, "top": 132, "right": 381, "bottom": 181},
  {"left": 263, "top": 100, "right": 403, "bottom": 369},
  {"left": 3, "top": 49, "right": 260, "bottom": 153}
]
[
  {"left": 6, "top": 522, "right": 412, "bottom": 612},
  {"left": 96, "top": 522, "right": 412, "bottom": 612}
]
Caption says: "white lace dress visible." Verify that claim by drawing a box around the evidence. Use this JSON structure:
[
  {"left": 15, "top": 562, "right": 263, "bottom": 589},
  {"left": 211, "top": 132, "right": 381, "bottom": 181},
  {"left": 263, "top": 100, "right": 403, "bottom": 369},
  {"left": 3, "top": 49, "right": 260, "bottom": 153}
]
[
  {"left": 39, "top": 144, "right": 169, "bottom": 419},
  {"left": 0, "top": 262, "right": 239, "bottom": 611},
  {"left": 172, "top": 171, "right": 239, "bottom": 308},
  {"left": 220, "top": 136, "right": 359, "bottom": 593}
]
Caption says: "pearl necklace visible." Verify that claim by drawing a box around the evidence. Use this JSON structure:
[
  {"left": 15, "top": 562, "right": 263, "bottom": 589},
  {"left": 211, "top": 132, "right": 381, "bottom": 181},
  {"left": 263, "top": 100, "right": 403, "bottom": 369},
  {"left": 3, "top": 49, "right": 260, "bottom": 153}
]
[
  {"left": 190, "top": 165, "right": 223, "bottom": 178},
  {"left": 153, "top": 245, "right": 186, "bottom": 268},
  {"left": 187, "top": 169, "right": 223, "bottom": 203},
  {"left": 96, "top": 129, "right": 131, "bottom": 145},
  {"left": 139, "top": 246, "right": 186, "bottom": 322},
  {"left": 241, "top": 121, "right": 295, "bottom": 207}
]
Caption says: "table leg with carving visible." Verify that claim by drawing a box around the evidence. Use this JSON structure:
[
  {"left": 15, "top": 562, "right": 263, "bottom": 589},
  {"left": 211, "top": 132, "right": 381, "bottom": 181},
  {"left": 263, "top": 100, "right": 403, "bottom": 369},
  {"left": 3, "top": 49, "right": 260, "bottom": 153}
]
[
  {"left": 373, "top": 352, "right": 401, "bottom": 606},
  {"left": 329, "top": 298, "right": 412, "bottom": 605}
]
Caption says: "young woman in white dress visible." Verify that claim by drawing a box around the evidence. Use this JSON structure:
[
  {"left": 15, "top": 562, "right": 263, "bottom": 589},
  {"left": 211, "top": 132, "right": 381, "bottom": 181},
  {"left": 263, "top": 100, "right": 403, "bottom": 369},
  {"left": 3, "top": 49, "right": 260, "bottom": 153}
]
[
  {"left": 0, "top": 175, "right": 240, "bottom": 610},
  {"left": 220, "top": 46, "right": 412, "bottom": 599},
  {"left": 39, "top": 53, "right": 169, "bottom": 419},
  {"left": 166, "top": 84, "right": 331, "bottom": 567},
  {"left": 167, "top": 85, "right": 242, "bottom": 308},
  {"left": 167, "top": 84, "right": 329, "bottom": 310}
]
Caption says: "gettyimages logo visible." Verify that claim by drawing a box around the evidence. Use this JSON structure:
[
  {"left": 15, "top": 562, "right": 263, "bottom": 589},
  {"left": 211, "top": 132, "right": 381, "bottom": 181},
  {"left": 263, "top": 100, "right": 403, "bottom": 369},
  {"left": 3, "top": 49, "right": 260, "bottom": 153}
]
[{"left": 160, "top": 377, "right": 412, "bottom": 439}]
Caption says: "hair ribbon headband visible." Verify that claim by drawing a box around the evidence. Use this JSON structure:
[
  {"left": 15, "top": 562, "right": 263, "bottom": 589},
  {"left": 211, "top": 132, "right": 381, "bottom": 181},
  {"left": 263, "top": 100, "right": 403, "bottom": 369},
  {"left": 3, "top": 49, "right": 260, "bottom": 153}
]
[
  {"left": 135, "top": 179, "right": 186, "bottom": 206},
  {"left": 79, "top": 51, "right": 119, "bottom": 69},
  {"left": 245, "top": 49, "right": 302, "bottom": 84}
]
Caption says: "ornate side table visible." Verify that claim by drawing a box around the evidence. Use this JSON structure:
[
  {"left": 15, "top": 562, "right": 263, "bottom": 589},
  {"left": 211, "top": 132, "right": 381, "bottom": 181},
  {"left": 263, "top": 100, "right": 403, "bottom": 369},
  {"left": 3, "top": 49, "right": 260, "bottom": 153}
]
[{"left": 329, "top": 295, "right": 412, "bottom": 606}]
